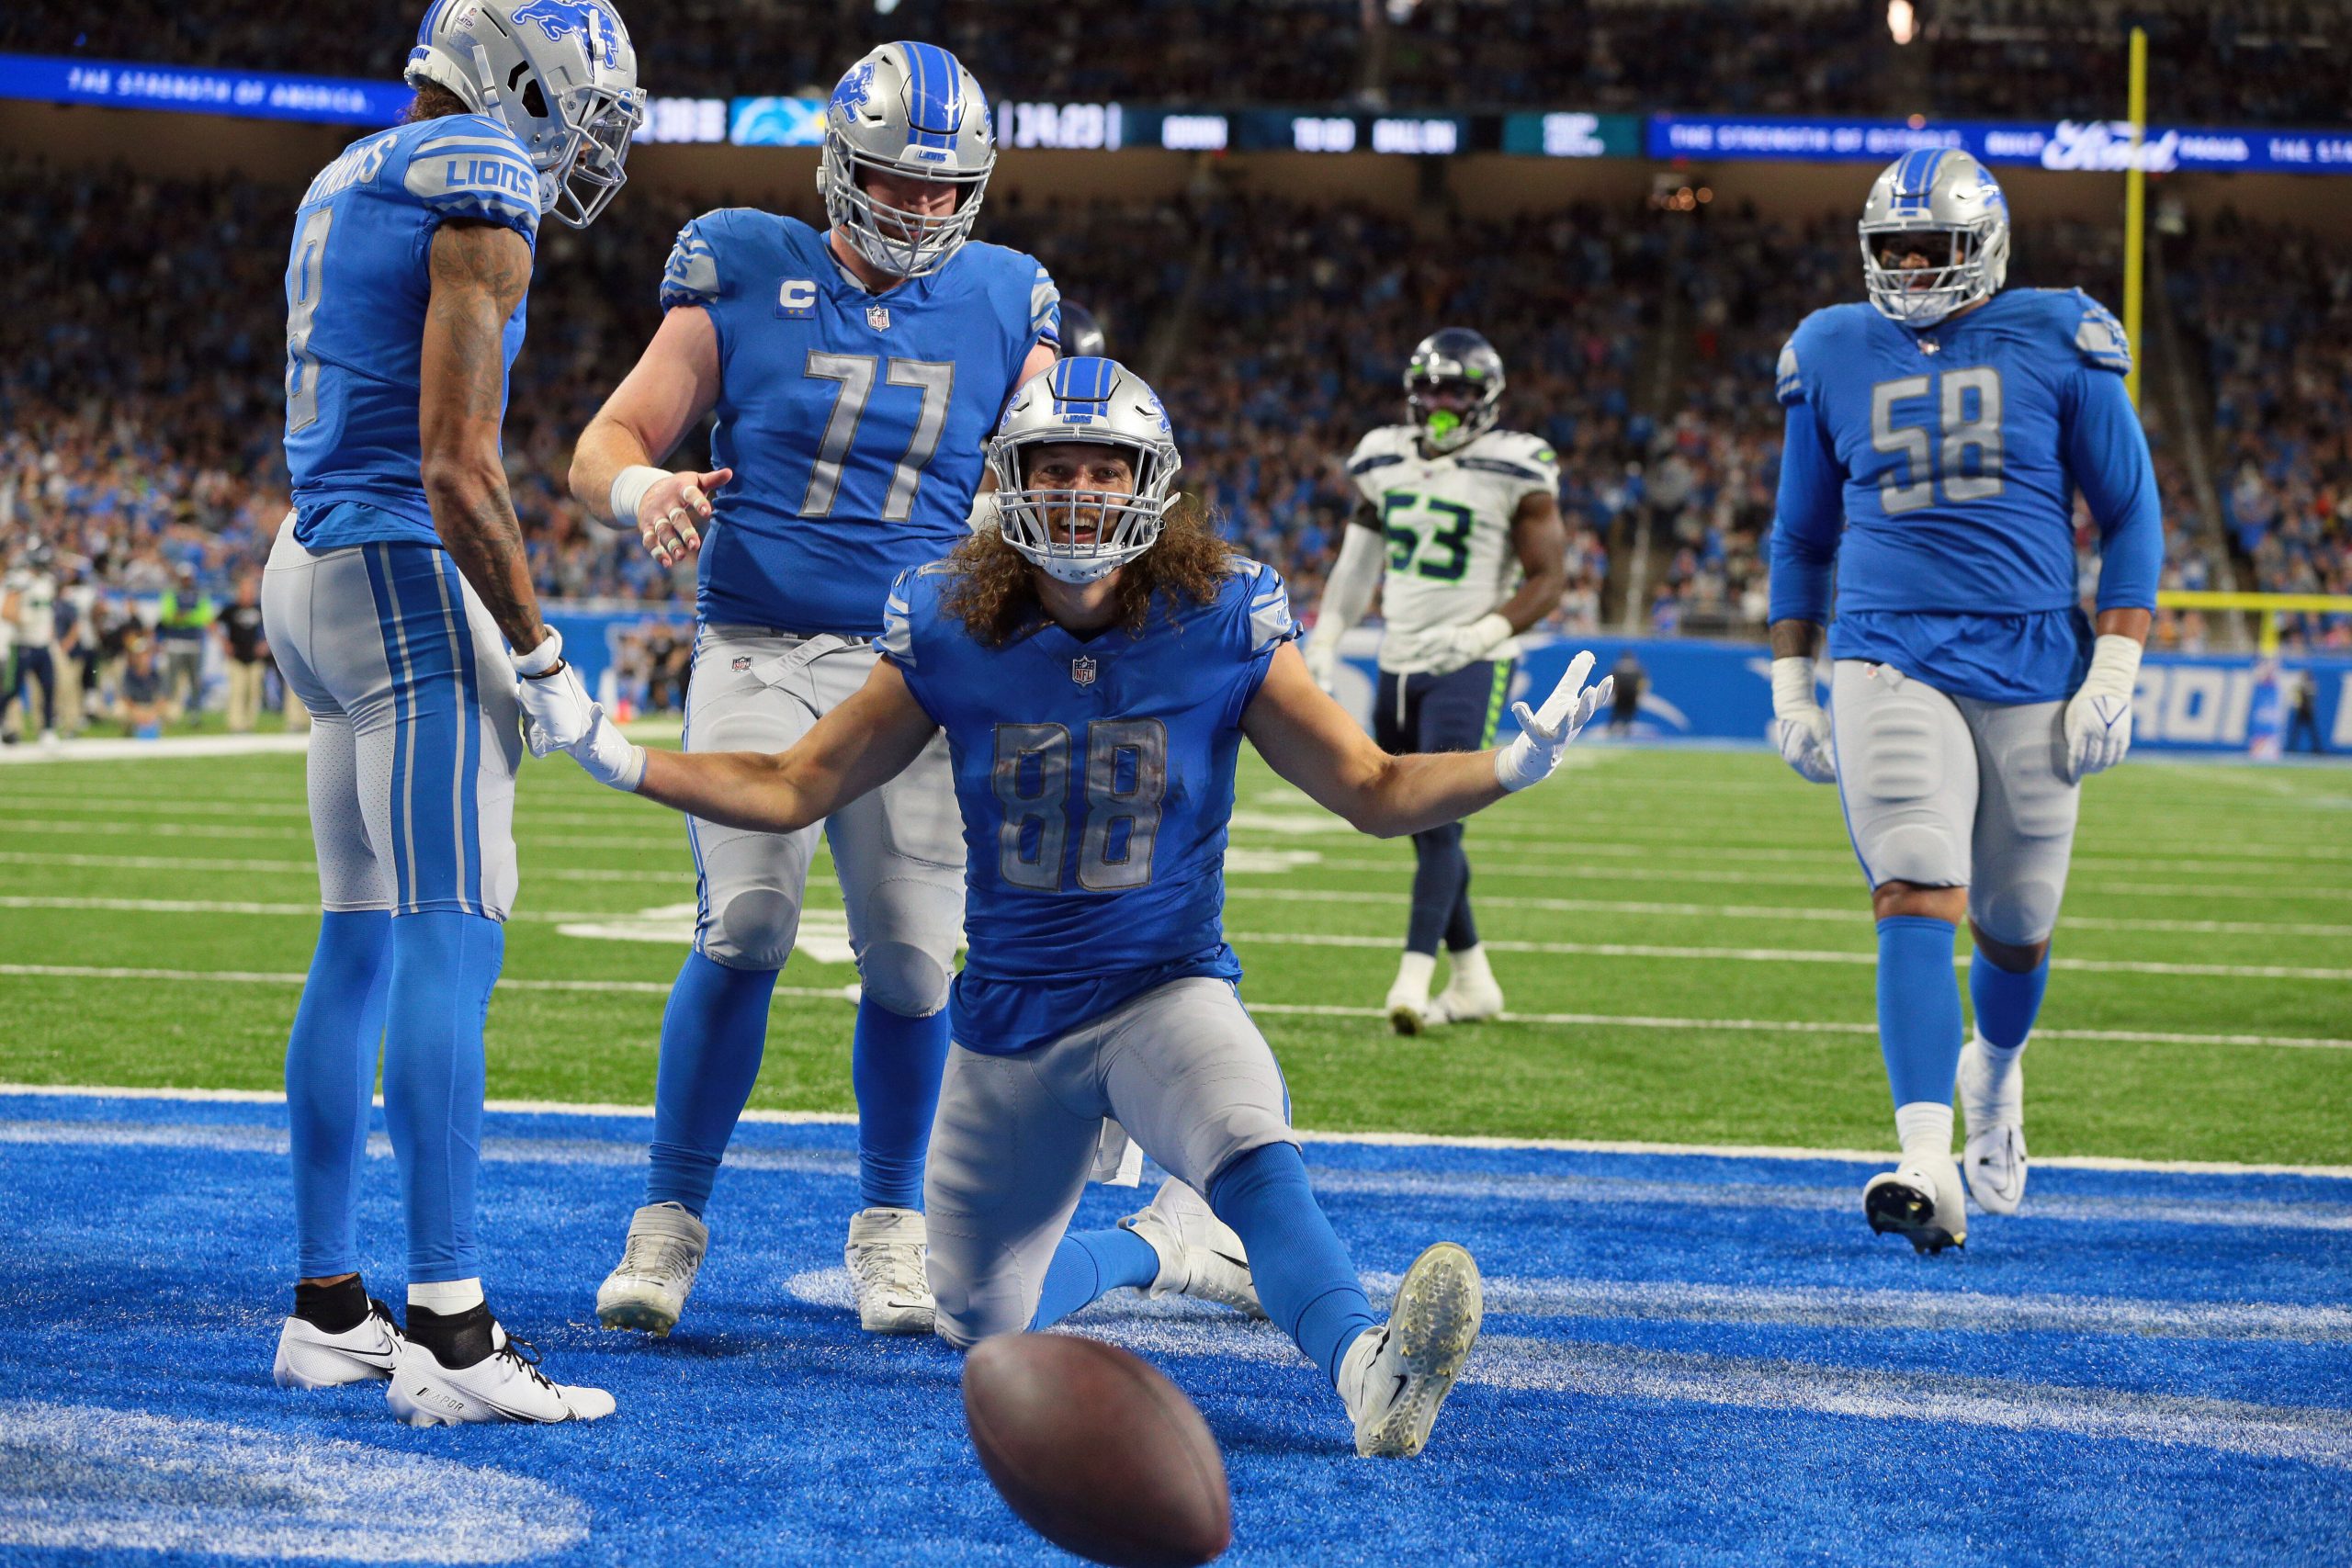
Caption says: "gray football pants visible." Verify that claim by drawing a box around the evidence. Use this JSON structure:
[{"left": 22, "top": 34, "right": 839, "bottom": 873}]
[
  {"left": 1830, "top": 660, "right": 2080, "bottom": 946},
  {"left": 262, "top": 518, "right": 521, "bottom": 919},
  {"left": 683, "top": 626, "right": 962, "bottom": 1015},
  {"left": 924, "top": 976, "right": 1295, "bottom": 1348}
]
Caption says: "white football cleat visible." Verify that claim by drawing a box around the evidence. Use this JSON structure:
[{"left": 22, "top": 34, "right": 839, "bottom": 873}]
[
  {"left": 596, "top": 1201, "right": 708, "bottom": 1337},
  {"left": 1339, "top": 1241, "right": 1483, "bottom": 1459},
  {"left": 1385, "top": 979, "right": 1450, "bottom": 1037},
  {"left": 1119, "top": 1179, "right": 1264, "bottom": 1318},
  {"left": 844, "top": 1206, "right": 935, "bottom": 1335},
  {"left": 1958, "top": 1035, "right": 2028, "bottom": 1215},
  {"left": 386, "top": 1324, "right": 615, "bottom": 1427},
  {"left": 273, "top": 1299, "right": 404, "bottom": 1389},
  {"left": 1432, "top": 971, "right": 1504, "bottom": 1025},
  {"left": 1863, "top": 1154, "right": 1969, "bottom": 1254}
]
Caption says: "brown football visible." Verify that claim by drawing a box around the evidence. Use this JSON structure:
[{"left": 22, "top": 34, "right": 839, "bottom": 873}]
[{"left": 963, "top": 1333, "right": 1232, "bottom": 1568}]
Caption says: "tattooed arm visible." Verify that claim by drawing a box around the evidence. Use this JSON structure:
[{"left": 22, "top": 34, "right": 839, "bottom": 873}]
[{"left": 420, "top": 218, "right": 546, "bottom": 651}]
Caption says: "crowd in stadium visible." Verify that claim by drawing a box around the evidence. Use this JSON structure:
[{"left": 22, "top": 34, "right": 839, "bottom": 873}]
[
  {"left": 3, "top": 126, "right": 2346, "bottom": 736},
  {"left": 8, "top": 0, "right": 2346, "bottom": 124}
]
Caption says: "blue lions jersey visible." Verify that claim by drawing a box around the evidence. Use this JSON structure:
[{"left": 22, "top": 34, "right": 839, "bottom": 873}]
[
  {"left": 877, "top": 558, "right": 1297, "bottom": 1055},
  {"left": 282, "top": 114, "right": 540, "bottom": 550},
  {"left": 660, "top": 212, "right": 1059, "bottom": 636},
  {"left": 1767, "top": 288, "right": 2164, "bottom": 703}
]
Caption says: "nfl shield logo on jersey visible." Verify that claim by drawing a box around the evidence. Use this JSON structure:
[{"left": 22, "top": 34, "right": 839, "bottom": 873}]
[
  {"left": 1071, "top": 656, "right": 1097, "bottom": 686},
  {"left": 866, "top": 304, "right": 891, "bottom": 332}
]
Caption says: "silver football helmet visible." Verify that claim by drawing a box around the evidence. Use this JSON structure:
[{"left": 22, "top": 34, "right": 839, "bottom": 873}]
[
  {"left": 989, "top": 358, "right": 1182, "bottom": 585},
  {"left": 818, "top": 42, "right": 995, "bottom": 279},
  {"left": 1860, "top": 149, "right": 2011, "bottom": 327},
  {"left": 405, "top": 0, "right": 646, "bottom": 229}
]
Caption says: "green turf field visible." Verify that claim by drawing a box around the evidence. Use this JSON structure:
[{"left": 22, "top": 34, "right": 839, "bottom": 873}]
[{"left": 2, "top": 739, "right": 2346, "bottom": 1165}]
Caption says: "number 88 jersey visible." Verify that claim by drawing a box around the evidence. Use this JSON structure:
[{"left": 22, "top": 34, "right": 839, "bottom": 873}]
[
  {"left": 1342, "top": 424, "right": 1558, "bottom": 673},
  {"left": 661, "top": 209, "right": 1058, "bottom": 637}
]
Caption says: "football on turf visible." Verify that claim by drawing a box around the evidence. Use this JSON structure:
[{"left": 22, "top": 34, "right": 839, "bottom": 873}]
[{"left": 962, "top": 1333, "right": 1231, "bottom": 1568}]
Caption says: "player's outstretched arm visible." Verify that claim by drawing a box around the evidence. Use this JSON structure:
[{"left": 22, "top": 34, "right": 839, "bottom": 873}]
[
  {"left": 569, "top": 305, "right": 731, "bottom": 568},
  {"left": 563, "top": 658, "right": 939, "bottom": 836},
  {"left": 1243, "top": 642, "right": 1608, "bottom": 839}
]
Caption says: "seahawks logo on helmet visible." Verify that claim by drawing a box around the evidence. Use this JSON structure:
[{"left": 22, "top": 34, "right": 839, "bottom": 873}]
[{"left": 510, "top": 0, "right": 622, "bottom": 71}]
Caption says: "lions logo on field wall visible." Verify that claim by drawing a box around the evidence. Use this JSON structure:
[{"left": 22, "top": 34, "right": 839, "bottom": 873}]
[{"left": 511, "top": 0, "right": 623, "bottom": 71}]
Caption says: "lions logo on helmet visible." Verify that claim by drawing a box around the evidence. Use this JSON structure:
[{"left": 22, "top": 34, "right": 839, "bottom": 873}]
[
  {"left": 404, "top": 0, "right": 644, "bottom": 229},
  {"left": 989, "top": 358, "right": 1182, "bottom": 584},
  {"left": 1860, "top": 149, "right": 2012, "bottom": 327},
  {"left": 817, "top": 43, "right": 996, "bottom": 280}
]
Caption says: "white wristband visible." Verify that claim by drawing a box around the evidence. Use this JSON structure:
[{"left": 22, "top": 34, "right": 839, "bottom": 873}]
[
  {"left": 608, "top": 465, "right": 669, "bottom": 529},
  {"left": 1464, "top": 612, "right": 1513, "bottom": 656},
  {"left": 1770, "top": 655, "right": 1822, "bottom": 717},
  {"left": 513, "top": 628, "right": 564, "bottom": 678},
  {"left": 2082, "top": 633, "right": 2143, "bottom": 695}
]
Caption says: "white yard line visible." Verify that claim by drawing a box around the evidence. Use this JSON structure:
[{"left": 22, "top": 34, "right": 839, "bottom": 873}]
[
  {"left": 3, "top": 1080, "right": 2347, "bottom": 1179},
  {"left": 1221, "top": 930, "right": 2352, "bottom": 981},
  {"left": 3, "top": 964, "right": 2343, "bottom": 1053}
]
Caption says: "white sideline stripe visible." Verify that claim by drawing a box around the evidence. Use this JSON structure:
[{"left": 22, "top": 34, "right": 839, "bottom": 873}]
[
  {"left": 4, "top": 966, "right": 2346, "bottom": 1054},
  {"left": 1467, "top": 1338, "right": 2352, "bottom": 1471},
  {"left": 12, "top": 889, "right": 2344, "bottom": 943},
  {"left": 3, "top": 845, "right": 2328, "bottom": 904},
  {"left": 0, "top": 734, "right": 311, "bottom": 765},
  {"left": 5, "top": 1083, "right": 2348, "bottom": 1180},
  {"left": 1222, "top": 930, "right": 2352, "bottom": 981}
]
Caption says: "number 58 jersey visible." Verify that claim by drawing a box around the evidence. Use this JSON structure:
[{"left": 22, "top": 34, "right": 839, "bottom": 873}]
[
  {"left": 662, "top": 210, "right": 1058, "bottom": 637},
  {"left": 1342, "top": 425, "right": 1557, "bottom": 673},
  {"left": 877, "top": 557, "right": 1296, "bottom": 1055}
]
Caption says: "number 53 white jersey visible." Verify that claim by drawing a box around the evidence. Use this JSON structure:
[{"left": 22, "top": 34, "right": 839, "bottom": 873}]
[{"left": 1342, "top": 425, "right": 1559, "bottom": 673}]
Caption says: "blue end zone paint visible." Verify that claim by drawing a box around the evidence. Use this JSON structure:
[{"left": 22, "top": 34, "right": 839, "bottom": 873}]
[{"left": 4, "top": 1094, "right": 2348, "bottom": 1566}]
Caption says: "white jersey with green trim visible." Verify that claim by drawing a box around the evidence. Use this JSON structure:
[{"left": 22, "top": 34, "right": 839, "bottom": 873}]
[{"left": 1342, "top": 424, "right": 1558, "bottom": 674}]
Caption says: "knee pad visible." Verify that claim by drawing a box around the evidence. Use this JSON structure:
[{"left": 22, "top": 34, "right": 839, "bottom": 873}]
[
  {"left": 854, "top": 938, "right": 954, "bottom": 1018},
  {"left": 703, "top": 887, "right": 798, "bottom": 971},
  {"left": 1970, "top": 880, "right": 2060, "bottom": 950},
  {"left": 1866, "top": 821, "right": 1967, "bottom": 891},
  {"left": 924, "top": 1230, "right": 1029, "bottom": 1349}
]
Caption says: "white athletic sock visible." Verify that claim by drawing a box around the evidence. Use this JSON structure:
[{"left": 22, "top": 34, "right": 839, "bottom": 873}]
[
  {"left": 1446, "top": 943, "right": 1495, "bottom": 993},
  {"left": 409, "top": 1277, "right": 485, "bottom": 1314},
  {"left": 1974, "top": 1028, "right": 2028, "bottom": 1069},
  {"left": 1391, "top": 951, "right": 1437, "bottom": 1001},
  {"left": 1893, "top": 1102, "right": 1955, "bottom": 1161}
]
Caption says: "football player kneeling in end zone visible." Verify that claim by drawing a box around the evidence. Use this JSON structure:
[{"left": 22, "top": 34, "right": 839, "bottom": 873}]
[{"left": 541, "top": 358, "right": 1611, "bottom": 1455}]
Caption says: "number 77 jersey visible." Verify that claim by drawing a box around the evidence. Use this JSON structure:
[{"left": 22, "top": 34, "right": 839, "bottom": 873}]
[{"left": 661, "top": 209, "right": 1058, "bottom": 637}]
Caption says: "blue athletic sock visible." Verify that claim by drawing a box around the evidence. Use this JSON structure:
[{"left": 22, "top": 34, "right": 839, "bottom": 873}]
[
  {"left": 1208, "top": 1143, "right": 1378, "bottom": 1388},
  {"left": 1406, "top": 824, "right": 1470, "bottom": 956},
  {"left": 379, "top": 910, "right": 501, "bottom": 1284},
  {"left": 647, "top": 951, "right": 778, "bottom": 1216},
  {"left": 286, "top": 909, "right": 391, "bottom": 1279},
  {"left": 1027, "top": 1225, "right": 1162, "bottom": 1331},
  {"left": 1876, "top": 916, "right": 1966, "bottom": 1109},
  {"left": 1970, "top": 950, "right": 2050, "bottom": 1051},
  {"left": 851, "top": 998, "right": 951, "bottom": 1211}
]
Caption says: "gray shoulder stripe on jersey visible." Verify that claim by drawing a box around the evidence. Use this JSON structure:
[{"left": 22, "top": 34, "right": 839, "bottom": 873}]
[
  {"left": 1348, "top": 454, "right": 1407, "bottom": 474},
  {"left": 1456, "top": 457, "right": 1549, "bottom": 482}
]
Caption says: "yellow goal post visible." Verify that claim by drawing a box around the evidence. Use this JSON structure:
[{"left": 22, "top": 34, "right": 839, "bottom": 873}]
[{"left": 2155, "top": 591, "right": 2352, "bottom": 656}]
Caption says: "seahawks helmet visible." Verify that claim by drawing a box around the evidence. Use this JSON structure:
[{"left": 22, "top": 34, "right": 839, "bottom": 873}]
[
  {"left": 989, "top": 358, "right": 1182, "bottom": 585},
  {"left": 1860, "top": 149, "right": 2012, "bottom": 327},
  {"left": 819, "top": 43, "right": 995, "bottom": 279},
  {"left": 405, "top": 0, "right": 645, "bottom": 229},
  {"left": 1058, "top": 300, "right": 1107, "bottom": 360},
  {"left": 1405, "top": 329, "right": 1504, "bottom": 454}
]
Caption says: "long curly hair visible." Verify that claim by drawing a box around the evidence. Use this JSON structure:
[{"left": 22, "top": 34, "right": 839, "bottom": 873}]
[{"left": 942, "top": 496, "right": 1237, "bottom": 646}]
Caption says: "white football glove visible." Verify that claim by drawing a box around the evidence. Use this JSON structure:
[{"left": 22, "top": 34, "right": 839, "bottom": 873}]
[
  {"left": 513, "top": 630, "right": 598, "bottom": 760},
  {"left": 2063, "top": 634, "right": 2143, "bottom": 783},
  {"left": 1301, "top": 635, "right": 1341, "bottom": 694},
  {"left": 1422, "top": 612, "right": 1514, "bottom": 678},
  {"left": 1494, "top": 649, "right": 1611, "bottom": 793},
  {"left": 564, "top": 703, "right": 647, "bottom": 793},
  {"left": 1770, "top": 656, "right": 1838, "bottom": 784}
]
